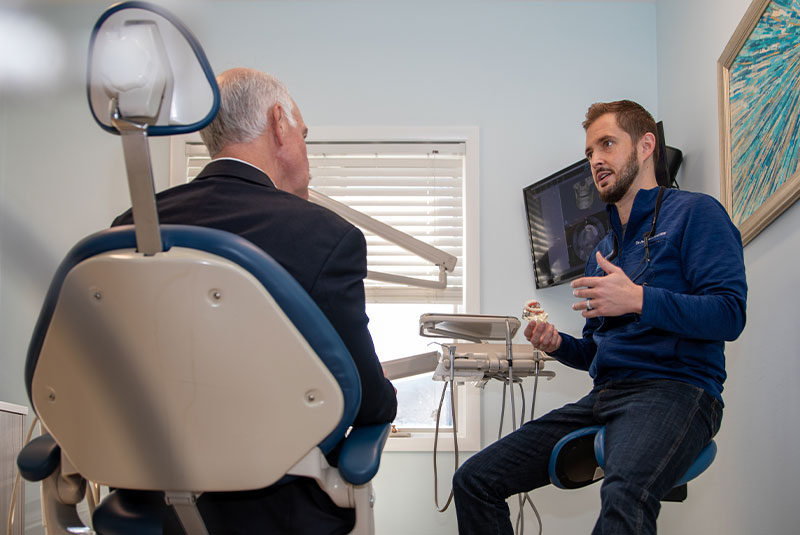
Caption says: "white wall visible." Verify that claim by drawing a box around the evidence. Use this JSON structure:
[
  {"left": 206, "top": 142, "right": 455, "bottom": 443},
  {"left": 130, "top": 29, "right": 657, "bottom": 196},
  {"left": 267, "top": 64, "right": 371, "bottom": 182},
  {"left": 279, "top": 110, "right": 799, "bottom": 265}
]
[
  {"left": 655, "top": 1, "right": 800, "bottom": 534},
  {"left": 14, "top": 1, "right": 799, "bottom": 534}
]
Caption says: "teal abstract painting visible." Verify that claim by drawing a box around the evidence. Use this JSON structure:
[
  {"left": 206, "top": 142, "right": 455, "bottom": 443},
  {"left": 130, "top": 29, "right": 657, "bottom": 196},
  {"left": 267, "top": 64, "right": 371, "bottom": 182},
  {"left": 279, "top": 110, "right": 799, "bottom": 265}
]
[{"left": 729, "top": 0, "right": 800, "bottom": 227}]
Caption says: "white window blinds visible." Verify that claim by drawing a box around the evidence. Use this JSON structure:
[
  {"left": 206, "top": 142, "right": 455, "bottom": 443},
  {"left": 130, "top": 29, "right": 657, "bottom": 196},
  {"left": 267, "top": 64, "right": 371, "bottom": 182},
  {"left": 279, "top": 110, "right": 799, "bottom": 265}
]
[
  {"left": 308, "top": 142, "right": 464, "bottom": 304},
  {"left": 180, "top": 140, "right": 465, "bottom": 304}
]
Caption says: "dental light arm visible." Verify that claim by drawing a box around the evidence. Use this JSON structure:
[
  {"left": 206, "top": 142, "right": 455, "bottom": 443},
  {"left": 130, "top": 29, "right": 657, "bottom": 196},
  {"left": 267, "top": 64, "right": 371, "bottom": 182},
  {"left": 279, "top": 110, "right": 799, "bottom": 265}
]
[
  {"left": 308, "top": 190, "right": 458, "bottom": 290},
  {"left": 381, "top": 351, "right": 441, "bottom": 381}
]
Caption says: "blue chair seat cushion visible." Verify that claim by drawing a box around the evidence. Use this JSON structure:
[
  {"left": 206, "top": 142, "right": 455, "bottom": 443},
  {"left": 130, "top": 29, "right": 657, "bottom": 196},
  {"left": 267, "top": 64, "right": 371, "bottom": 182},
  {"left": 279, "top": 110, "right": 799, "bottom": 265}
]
[
  {"left": 549, "top": 425, "right": 718, "bottom": 493},
  {"left": 674, "top": 440, "right": 717, "bottom": 487},
  {"left": 594, "top": 426, "right": 717, "bottom": 488}
]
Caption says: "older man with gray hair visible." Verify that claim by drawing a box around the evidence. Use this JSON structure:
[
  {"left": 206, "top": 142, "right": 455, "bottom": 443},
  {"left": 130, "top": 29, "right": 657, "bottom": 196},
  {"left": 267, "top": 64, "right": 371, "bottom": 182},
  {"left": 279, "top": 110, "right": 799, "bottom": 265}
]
[
  {"left": 198, "top": 68, "right": 311, "bottom": 199},
  {"left": 113, "top": 67, "right": 397, "bottom": 535}
]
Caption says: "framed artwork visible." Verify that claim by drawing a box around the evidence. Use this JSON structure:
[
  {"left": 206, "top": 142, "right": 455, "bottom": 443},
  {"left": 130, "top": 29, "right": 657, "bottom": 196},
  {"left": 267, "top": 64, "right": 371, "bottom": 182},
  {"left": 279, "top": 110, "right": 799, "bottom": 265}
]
[{"left": 717, "top": 0, "right": 800, "bottom": 245}]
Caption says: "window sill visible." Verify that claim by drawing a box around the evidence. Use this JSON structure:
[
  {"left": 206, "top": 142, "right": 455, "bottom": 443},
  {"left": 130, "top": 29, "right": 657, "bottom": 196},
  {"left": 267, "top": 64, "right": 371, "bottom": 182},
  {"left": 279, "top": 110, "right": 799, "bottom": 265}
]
[{"left": 384, "top": 430, "right": 481, "bottom": 452}]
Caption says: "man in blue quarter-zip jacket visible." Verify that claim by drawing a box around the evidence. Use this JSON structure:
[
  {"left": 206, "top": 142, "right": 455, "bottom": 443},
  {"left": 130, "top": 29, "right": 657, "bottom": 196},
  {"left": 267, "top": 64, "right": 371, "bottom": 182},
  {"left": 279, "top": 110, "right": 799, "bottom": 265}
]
[{"left": 453, "top": 100, "right": 746, "bottom": 535}]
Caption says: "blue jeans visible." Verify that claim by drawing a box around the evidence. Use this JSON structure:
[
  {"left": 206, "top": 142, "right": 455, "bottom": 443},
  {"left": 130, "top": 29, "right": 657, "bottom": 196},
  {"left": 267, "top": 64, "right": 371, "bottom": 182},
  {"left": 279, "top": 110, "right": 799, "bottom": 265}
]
[{"left": 452, "top": 379, "right": 722, "bottom": 534}]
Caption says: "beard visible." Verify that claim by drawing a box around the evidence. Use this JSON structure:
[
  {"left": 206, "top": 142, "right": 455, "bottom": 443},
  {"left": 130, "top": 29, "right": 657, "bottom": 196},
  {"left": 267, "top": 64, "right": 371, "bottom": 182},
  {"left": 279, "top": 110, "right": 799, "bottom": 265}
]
[{"left": 598, "top": 148, "right": 638, "bottom": 204}]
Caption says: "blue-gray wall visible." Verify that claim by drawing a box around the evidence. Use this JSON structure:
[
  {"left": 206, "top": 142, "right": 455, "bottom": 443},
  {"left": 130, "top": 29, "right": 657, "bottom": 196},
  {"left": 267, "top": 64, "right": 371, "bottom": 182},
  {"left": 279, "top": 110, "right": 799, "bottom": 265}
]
[
  {"left": 656, "top": 1, "right": 800, "bottom": 533},
  {"left": 1, "top": 1, "right": 794, "bottom": 533}
]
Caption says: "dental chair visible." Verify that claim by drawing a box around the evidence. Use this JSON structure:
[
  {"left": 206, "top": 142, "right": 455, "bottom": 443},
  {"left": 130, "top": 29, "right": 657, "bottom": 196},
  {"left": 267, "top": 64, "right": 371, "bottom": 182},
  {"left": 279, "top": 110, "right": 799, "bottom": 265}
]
[
  {"left": 548, "top": 425, "right": 717, "bottom": 502},
  {"left": 15, "top": 3, "right": 389, "bottom": 534}
]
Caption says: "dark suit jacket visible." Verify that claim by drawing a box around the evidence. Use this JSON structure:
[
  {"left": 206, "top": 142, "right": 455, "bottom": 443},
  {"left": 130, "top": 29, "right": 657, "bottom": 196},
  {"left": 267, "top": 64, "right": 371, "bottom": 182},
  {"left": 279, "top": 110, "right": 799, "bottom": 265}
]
[{"left": 112, "top": 159, "right": 397, "bottom": 533}]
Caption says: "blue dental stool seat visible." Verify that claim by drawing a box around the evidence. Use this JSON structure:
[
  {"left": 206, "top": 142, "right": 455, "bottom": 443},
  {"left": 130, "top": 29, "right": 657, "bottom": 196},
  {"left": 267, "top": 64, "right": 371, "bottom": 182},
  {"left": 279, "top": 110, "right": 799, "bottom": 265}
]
[{"left": 548, "top": 425, "right": 717, "bottom": 502}]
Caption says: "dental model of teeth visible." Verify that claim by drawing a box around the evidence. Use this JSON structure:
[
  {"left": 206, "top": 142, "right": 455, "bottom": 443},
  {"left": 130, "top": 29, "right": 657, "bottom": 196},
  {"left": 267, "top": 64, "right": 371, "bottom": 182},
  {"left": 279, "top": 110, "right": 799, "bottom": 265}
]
[{"left": 522, "top": 300, "right": 548, "bottom": 323}]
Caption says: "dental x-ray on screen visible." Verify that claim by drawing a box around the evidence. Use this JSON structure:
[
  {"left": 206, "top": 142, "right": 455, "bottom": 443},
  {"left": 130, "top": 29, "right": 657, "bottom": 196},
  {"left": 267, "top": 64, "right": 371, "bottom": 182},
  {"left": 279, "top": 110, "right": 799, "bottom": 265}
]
[{"left": 524, "top": 159, "right": 608, "bottom": 289}]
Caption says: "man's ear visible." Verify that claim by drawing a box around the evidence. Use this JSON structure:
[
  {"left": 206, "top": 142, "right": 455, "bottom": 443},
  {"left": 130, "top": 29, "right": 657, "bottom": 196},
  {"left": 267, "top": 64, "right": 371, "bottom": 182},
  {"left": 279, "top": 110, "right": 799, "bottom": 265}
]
[
  {"left": 639, "top": 131, "right": 656, "bottom": 160},
  {"left": 272, "top": 103, "right": 286, "bottom": 145}
]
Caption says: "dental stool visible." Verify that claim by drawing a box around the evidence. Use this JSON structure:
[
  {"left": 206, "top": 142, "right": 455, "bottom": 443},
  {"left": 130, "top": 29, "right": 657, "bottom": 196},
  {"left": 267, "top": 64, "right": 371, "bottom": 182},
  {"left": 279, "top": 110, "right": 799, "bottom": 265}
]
[
  {"left": 16, "top": 3, "right": 389, "bottom": 534},
  {"left": 548, "top": 425, "right": 717, "bottom": 502}
]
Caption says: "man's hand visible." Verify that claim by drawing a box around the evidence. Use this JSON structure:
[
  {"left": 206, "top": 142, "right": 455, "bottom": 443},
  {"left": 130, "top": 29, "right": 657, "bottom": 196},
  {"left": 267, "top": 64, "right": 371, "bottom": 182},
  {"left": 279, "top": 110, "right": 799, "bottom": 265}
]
[
  {"left": 571, "top": 251, "right": 643, "bottom": 318},
  {"left": 524, "top": 320, "right": 562, "bottom": 353}
]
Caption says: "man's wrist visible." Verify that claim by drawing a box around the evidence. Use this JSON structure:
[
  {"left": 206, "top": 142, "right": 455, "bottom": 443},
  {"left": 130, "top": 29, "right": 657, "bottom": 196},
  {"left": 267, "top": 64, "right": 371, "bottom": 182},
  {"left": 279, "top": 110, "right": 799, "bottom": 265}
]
[{"left": 633, "top": 285, "right": 644, "bottom": 315}]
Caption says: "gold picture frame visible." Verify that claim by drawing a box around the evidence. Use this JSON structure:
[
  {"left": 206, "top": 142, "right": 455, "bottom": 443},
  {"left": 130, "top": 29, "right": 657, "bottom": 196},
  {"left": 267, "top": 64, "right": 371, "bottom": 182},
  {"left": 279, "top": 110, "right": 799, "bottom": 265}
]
[{"left": 717, "top": 0, "right": 800, "bottom": 246}]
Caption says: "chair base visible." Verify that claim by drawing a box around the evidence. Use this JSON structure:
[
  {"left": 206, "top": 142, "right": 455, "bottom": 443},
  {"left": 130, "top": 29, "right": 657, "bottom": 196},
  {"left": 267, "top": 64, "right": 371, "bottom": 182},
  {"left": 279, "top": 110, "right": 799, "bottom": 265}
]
[
  {"left": 93, "top": 490, "right": 165, "bottom": 535},
  {"left": 662, "top": 484, "right": 688, "bottom": 503}
]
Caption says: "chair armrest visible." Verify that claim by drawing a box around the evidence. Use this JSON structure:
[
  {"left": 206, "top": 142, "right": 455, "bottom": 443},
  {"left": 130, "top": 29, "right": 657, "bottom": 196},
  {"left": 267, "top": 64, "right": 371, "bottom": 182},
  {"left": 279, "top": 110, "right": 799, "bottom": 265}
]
[
  {"left": 17, "top": 433, "right": 61, "bottom": 482},
  {"left": 338, "top": 423, "right": 391, "bottom": 485}
]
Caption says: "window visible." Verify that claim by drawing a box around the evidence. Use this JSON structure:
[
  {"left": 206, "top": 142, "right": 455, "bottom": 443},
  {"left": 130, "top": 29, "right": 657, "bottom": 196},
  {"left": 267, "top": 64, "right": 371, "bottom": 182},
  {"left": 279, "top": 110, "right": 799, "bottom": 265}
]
[{"left": 170, "top": 126, "right": 479, "bottom": 451}]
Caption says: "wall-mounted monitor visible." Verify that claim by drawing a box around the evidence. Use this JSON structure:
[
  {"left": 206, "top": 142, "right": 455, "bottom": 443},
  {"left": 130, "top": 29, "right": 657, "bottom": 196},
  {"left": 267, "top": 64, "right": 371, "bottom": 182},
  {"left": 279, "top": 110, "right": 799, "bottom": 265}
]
[
  {"left": 523, "top": 121, "right": 682, "bottom": 289},
  {"left": 523, "top": 159, "right": 607, "bottom": 289},
  {"left": 656, "top": 121, "right": 683, "bottom": 189}
]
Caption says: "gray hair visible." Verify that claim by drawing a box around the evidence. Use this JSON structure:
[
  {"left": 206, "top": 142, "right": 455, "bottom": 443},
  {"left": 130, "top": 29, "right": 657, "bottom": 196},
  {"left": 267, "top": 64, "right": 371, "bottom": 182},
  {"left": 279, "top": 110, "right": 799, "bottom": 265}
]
[{"left": 200, "top": 69, "right": 296, "bottom": 156}]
